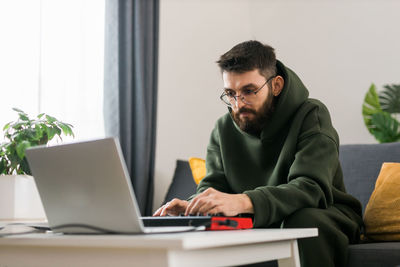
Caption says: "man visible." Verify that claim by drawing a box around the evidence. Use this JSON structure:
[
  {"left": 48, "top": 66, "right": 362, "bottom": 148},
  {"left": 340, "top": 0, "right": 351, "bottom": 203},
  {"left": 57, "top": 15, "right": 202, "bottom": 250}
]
[{"left": 154, "top": 40, "right": 363, "bottom": 267}]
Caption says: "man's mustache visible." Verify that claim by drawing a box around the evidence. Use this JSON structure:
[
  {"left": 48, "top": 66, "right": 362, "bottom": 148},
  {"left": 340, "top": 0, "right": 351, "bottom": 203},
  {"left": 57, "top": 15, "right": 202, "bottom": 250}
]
[{"left": 238, "top": 108, "right": 256, "bottom": 115}]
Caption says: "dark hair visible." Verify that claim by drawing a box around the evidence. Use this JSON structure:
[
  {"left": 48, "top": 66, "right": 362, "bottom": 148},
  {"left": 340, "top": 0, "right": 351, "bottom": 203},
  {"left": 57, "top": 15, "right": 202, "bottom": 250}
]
[{"left": 216, "top": 40, "right": 277, "bottom": 79}]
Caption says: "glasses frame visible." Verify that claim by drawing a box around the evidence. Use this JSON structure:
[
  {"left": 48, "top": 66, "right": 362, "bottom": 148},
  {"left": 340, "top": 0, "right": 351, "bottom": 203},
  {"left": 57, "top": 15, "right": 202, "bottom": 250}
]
[{"left": 220, "top": 75, "right": 276, "bottom": 107}]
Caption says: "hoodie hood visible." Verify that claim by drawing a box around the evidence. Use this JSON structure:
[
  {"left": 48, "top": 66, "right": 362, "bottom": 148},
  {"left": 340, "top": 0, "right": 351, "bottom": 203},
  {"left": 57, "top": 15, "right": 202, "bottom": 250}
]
[{"left": 260, "top": 60, "right": 309, "bottom": 140}]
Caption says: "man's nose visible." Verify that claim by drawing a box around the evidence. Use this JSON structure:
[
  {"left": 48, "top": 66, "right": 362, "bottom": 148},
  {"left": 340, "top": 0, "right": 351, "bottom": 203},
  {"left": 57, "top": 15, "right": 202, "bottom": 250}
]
[{"left": 235, "top": 96, "right": 247, "bottom": 109}]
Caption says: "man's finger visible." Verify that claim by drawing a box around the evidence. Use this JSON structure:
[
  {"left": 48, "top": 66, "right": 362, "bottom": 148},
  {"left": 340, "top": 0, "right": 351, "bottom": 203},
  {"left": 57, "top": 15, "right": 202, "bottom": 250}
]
[
  {"left": 159, "top": 202, "right": 171, "bottom": 216},
  {"left": 153, "top": 206, "right": 164, "bottom": 216},
  {"left": 185, "top": 198, "right": 198, "bottom": 216},
  {"left": 160, "top": 200, "right": 175, "bottom": 216},
  {"left": 185, "top": 190, "right": 208, "bottom": 215},
  {"left": 158, "top": 199, "right": 189, "bottom": 216},
  {"left": 185, "top": 197, "right": 196, "bottom": 215},
  {"left": 197, "top": 201, "right": 217, "bottom": 215},
  {"left": 185, "top": 195, "right": 204, "bottom": 215},
  {"left": 186, "top": 196, "right": 209, "bottom": 215},
  {"left": 205, "top": 207, "right": 222, "bottom": 216}
]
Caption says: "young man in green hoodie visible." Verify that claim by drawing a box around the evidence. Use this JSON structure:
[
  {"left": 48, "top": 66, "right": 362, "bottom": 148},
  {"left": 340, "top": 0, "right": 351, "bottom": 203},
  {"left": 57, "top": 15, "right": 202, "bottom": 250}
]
[{"left": 154, "top": 40, "right": 363, "bottom": 267}]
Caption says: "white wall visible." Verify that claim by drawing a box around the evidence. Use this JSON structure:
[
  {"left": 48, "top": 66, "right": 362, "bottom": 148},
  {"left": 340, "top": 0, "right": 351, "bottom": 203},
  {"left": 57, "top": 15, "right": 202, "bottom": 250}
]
[{"left": 154, "top": 0, "right": 400, "bottom": 210}]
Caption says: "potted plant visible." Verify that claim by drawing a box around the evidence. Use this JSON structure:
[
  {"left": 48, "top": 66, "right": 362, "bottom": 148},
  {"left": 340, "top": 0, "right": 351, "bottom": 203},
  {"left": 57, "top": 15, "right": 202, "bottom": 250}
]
[
  {"left": 0, "top": 108, "right": 74, "bottom": 221},
  {"left": 362, "top": 83, "right": 400, "bottom": 143}
]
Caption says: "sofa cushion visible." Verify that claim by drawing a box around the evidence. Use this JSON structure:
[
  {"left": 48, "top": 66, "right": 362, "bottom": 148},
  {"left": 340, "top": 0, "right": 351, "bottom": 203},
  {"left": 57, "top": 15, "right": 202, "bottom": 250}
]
[
  {"left": 339, "top": 142, "right": 400, "bottom": 212},
  {"left": 347, "top": 242, "right": 400, "bottom": 267},
  {"left": 363, "top": 162, "right": 400, "bottom": 241},
  {"left": 188, "top": 157, "right": 206, "bottom": 184}
]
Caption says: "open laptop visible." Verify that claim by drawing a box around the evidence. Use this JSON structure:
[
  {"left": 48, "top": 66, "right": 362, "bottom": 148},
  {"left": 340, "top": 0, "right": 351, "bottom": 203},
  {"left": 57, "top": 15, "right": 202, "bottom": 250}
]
[{"left": 25, "top": 137, "right": 200, "bottom": 234}]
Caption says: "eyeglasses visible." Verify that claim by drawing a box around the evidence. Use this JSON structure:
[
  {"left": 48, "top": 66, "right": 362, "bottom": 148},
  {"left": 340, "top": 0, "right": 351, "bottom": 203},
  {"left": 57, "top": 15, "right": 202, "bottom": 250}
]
[{"left": 220, "top": 75, "right": 276, "bottom": 107}]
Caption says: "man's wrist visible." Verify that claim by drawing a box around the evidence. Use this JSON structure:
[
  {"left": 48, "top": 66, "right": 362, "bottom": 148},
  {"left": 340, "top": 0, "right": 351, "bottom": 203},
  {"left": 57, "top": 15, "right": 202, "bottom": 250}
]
[{"left": 240, "top": 193, "right": 254, "bottom": 214}]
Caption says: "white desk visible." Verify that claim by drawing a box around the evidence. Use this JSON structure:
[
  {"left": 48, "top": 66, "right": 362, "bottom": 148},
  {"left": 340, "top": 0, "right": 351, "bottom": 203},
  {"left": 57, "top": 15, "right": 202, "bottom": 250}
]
[{"left": 0, "top": 228, "right": 317, "bottom": 267}]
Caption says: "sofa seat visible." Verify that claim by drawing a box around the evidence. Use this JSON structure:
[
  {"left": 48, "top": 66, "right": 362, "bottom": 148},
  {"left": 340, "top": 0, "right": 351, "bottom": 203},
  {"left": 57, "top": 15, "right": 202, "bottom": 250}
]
[{"left": 347, "top": 242, "right": 400, "bottom": 267}]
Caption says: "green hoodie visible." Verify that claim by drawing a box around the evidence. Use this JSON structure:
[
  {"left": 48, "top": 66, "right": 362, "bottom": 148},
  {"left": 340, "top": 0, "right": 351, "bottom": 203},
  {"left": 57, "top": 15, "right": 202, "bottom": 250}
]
[{"left": 197, "top": 61, "right": 362, "bottom": 228}]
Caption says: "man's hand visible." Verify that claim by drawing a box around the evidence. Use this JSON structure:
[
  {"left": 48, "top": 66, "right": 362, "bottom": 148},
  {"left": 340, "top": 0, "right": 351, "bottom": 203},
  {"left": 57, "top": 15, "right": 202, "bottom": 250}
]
[
  {"left": 153, "top": 198, "right": 189, "bottom": 216},
  {"left": 185, "top": 188, "right": 254, "bottom": 216}
]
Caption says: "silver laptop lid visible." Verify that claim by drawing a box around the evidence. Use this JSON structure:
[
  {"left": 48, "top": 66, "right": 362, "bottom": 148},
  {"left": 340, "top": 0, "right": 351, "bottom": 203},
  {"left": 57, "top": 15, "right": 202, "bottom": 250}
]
[{"left": 25, "top": 137, "right": 145, "bottom": 234}]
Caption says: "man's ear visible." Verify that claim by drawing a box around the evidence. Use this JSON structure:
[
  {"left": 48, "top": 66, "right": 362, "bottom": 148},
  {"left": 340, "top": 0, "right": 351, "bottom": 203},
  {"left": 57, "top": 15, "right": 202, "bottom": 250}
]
[{"left": 272, "top": 75, "right": 284, "bottom": 96}]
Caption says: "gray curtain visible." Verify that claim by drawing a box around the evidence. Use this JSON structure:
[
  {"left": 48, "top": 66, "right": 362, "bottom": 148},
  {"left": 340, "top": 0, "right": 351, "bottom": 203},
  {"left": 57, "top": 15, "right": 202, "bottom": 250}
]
[{"left": 103, "top": 0, "right": 159, "bottom": 216}]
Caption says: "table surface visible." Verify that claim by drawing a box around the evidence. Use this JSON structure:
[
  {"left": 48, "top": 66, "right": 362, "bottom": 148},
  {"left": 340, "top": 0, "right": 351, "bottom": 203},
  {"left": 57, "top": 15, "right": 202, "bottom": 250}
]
[
  {"left": 0, "top": 228, "right": 318, "bottom": 249},
  {"left": 0, "top": 228, "right": 318, "bottom": 267}
]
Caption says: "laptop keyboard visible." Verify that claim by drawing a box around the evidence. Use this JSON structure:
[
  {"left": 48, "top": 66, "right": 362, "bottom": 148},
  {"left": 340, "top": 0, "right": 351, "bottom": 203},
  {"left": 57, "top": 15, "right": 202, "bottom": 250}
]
[
  {"left": 142, "top": 215, "right": 213, "bottom": 227},
  {"left": 141, "top": 214, "right": 254, "bottom": 229}
]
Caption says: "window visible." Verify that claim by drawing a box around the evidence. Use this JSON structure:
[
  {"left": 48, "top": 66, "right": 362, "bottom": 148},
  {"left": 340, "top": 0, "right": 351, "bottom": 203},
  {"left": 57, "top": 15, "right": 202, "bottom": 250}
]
[{"left": 0, "top": 0, "right": 105, "bottom": 142}]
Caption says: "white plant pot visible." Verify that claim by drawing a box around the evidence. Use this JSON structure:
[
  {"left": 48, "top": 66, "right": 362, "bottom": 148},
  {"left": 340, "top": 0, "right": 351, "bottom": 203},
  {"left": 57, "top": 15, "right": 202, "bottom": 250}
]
[{"left": 0, "top": 175, "right": 46, "bottom": 221}]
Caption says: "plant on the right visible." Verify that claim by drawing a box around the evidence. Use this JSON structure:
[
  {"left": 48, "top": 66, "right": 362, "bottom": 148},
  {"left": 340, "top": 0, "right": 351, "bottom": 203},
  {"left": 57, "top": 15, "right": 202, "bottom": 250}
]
[{"left": 362, "top": 83, "right": 400, "bottom": 143}]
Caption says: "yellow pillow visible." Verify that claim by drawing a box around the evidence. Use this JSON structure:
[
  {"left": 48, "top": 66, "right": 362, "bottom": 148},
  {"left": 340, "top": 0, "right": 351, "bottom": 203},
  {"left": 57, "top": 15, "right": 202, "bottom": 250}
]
[
  {"left": 363, "top": 162, "right": 400, "bottom": 241},
  {"left": 188, "top": 157, "right": 206, "bottom": 185}
]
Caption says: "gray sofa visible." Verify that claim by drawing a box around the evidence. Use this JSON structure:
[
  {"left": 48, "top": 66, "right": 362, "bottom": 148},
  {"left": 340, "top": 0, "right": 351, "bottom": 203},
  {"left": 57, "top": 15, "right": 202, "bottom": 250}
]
[
  {"left": 163, "top": 143, "right": 400, "bottom": 267},
  {"left": 340, "top": 143, "right": 400, "bottom": 267}
]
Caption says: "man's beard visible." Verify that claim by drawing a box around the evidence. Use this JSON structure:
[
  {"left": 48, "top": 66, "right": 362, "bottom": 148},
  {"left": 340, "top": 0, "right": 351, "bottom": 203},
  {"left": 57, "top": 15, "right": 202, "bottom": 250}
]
[{"left": 232, "top": 90, "right": 276, "bottom": 136}]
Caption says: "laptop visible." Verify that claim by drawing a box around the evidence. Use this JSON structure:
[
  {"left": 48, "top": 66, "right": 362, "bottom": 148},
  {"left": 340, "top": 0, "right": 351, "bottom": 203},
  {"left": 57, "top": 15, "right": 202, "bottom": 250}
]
[{"left": 25, "top": 137, "right": 200, "bottom": 234}]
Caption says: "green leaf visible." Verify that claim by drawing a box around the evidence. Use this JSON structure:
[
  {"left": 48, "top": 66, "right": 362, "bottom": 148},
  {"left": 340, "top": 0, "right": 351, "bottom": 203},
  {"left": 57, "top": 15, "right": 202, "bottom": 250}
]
[
  {"left": 2, "top": 122, "right": 11, "bottom": 131},
  {"left": 12, "top": 122, "right": 26, "bottom": 130},
  {"left": 37, "top": 113, "right": 45, "bottom": 119},
  {"left": 55, "top": 126, "right": 62, "bottom": 137},
  {"left": 16, "top": 140, "right": 31, "bottom": 160},
  {"left": 65, "top": 123, "right": 74, "bottom": 137},
  {"left": 19, "top": 113, "right": 30, "bottom": 121},
  {"left": 362, "top": 84, "right": 381, "bottom": 114},
  {"left": 0, "top": 157, "right": 7, "bottom": 175},
  {"left": 46, "top": 115, "right": 57, "bottom": 123},
  {"left": 46, "top": 127, "right": 57, "bottom": 141},
  {"left": 370, "top": 112, "right": 400, "bottom": 143},
  {"left": 20, "top": 157, "right": 31, "bottom": 175},
  {"left": 58, "top": 122, "right": 75, "bottom": 137},
  {"left": 12, "top": 107, "right": 25, "bottom": 113},
  {"left": 379, "top": 84, "right": 400, "bottom": 114},
  {"left": 25, "top": 128, "right": 38, "bottom": 141},
  {"left": 34, "top": 124, "right": 43, "bottom": 140},
  {"left": 38, "top": 124, "right": 49, "bottom": 144},
  {"left": 362, "top": 84, "right": 382, "bottom": 135}
]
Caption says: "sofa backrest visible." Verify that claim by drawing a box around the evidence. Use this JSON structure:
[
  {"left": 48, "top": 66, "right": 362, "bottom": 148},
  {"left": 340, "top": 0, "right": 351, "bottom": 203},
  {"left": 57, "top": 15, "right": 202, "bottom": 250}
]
[{"left": 339, "top": 142, "right": 400, "bottom": 213}]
